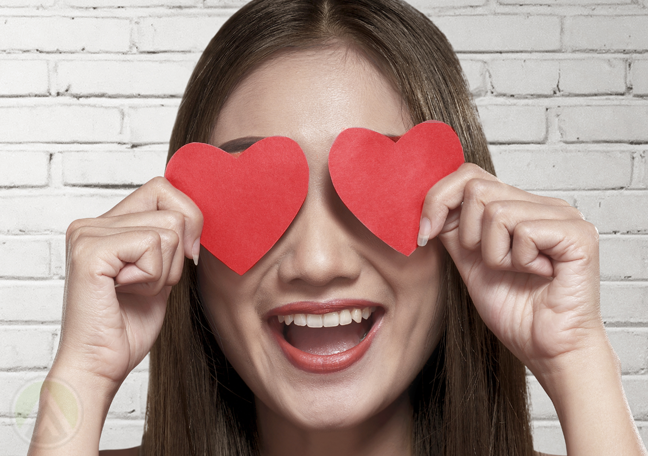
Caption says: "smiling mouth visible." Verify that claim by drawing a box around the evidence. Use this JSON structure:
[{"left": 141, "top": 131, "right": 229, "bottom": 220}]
[{"left": 268, "top": 301, "right": 383, "bottom": 373}]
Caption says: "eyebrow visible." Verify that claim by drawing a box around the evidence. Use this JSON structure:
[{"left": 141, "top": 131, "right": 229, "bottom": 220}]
[
  {"left": 218, "top": 136, "right": 267, "bottom": 153},
  {"left": 217, "top": 133, "right": 402, "bottom": 153}
]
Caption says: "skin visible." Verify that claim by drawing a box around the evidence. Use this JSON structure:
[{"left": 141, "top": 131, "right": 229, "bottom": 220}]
[{"left": 28, "top": 45, "right": 647, "bottom": 456}]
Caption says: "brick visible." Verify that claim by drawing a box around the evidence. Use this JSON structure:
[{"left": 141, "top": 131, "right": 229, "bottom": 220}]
[
  {"left": 55, "top": 60, "right": 195, "bottom": 97},
  {"left": 558, "top": 105, "right": 648, "bottom": 143},
  {"left": 0, "top": 418, "right": 31, "bottom": 456},
  {"left": 0, "top": 238, "right": 50, "bottom": 278},
  {"left": 435, "top": 16, "right": 561, "bottom": 52},
  {"left": 600, "top": 236, "right": 648, "bottom": 280},
  {"left": 477, "top": 105, "right": 546, "bottom": 143},
  {"left": 564, "top": 16, "right": 648, "bottom": 51},
  {"left": 108, "top": 373, "right": 147, "bottom": 418},
  {"left": 500, "top": 0, "right": 630, "bottom": 3},
  {"left": 204, "top": 0, "right": 247, "bottom": 4},
  {"left": 624, "top": 376, "right": 648, "bottom": 419},
  {"left": 63, "top": 150, "right": 166, "bottom": 186},
  {"left": 576, "top": 191, "right": 648, "bottom": 234},
  {"left": 491, "top": 149, "right": 632, "bottom": 190},
  {"left": 639, "top": 151, "right": 648, "bottom": 189},
  {"left": 0, "top": 281, "right": 63, "bottom": 322},
  {"left": 404, "top": 0, "right": 487, "bottom": 7},
  {"left": 62, "top": 0, "right": 195, "bottom": 5},
  {"left": 1, "top": 0, "right": 54, "bottom": 5},
  {"left": 608, "top": 328, "right": 648, "bottom": 374},
  {"left": 459, "top": 59, "right": 486, "bottom": 95},
  {"left": 559, "top": 59, "right": 627, "bottom": 95},
  {"left": 0, "top": 17, "right": 130, "bottom": 53},
  {"left": 632, "top": 59, "right": 648, "bottom": 95},
  {"left": 600, "top": 282, "right": 648, "bottom": 325},
  {"left": 0, "top": 61, "right": 49, "bottom": 96},
  {"left": 0, "top": 152, "right": 49, "bottom": 187},
  {"left": 489, "top": 59, "right": 559, "bottom": 96},
  {"left": 531, "top": 421, "right": 566, "bottom": 455},
  {"left": 528, "top": 376, "right": 557, "bottom": 420},
  {"left": 99, "top": 420, "right": 145, "bottom": 451},
  {"left": 139, "top": 369, "right": 148, "bottom": 411},
  {"left": 133, "top": 354, "right": 149, "bottom": 372},
  {"left": 50, "top": 236, "right": 65, "bottom": 278},
  {"left": 128, "top": 106, "right": 178, "bottom": 144},
  {"left": 0, "top": 106, "right": 122, "bottom": 143},
  {"left": 135, "top": 16, "right": 228, "bottom": 52},
  {"left": 0, "top": 326, "right": 54, "bottom": 369},
  {"left": 639, "top": 422, "right": 648, "bottom": 448},
  {"left": 0, "top": 372, "right": 49, "bottom": 416},
  {"left": 0, "top": 193, "right": 130, "bottom": 234}
]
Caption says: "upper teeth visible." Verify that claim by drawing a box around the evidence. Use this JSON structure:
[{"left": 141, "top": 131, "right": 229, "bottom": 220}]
[{"left": 278, "top": 307, "right": 376, "bottom": 328}]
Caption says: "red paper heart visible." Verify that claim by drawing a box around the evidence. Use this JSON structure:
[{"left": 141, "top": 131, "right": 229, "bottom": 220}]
[
  {"left": 165, "top": 138, "right": 309, "bottom": 275},
  {"left": 328, "top": 121, "right": 465, "bottom": 256}
]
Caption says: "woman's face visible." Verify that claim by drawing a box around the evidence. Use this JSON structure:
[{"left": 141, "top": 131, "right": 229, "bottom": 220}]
[{"left": 199, "top": 45, "right": 444, "bottom": 431}]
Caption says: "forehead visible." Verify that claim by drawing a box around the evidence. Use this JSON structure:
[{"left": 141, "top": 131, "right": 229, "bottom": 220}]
[{"left": 211, "top": 45, "right": 411, "bottom": 150}]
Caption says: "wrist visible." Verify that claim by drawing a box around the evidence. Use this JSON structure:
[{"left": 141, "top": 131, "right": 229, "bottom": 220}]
[
  {"left": 531, "top": 336, "right": 647, "bottom": 456},
  {"left": 47, "top": 359, "right": 121, "bottom": 410},
  {"left": 28, "top": 364, "right": 118, "bottom": 454}
]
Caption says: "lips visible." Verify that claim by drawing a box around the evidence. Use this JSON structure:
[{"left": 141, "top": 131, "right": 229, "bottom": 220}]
[{"left": 266, "top": 300, "right": 384, "bottom": 373}]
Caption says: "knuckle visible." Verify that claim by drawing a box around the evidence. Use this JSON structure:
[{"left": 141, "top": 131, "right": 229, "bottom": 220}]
[
  {"left": 581, "top": 220, "right": 599, "bottom": 243},
  {"left": 66, "top": 218, "right": 90, "bottom": 242},
  {"left": 483, "top": 200, "right": 508, "bottom": 223},
  {"left": 69, "top": 234, "right": 94, "bottom": 263},
  {"left": 550, "top": 197, "right": 572, "bottom": 208},
  {"left": 163, "top": 210, "right": 185, "bottom": 232},
  {"left": 513, "top": 221, "right": 535, "bottom": 241},
  {"left": 142, "top": 230, "right": 163, "bottom": 250},
  {"left": 159, "top": 228, "right": 180, "bottom": 251},
  {"left": 148, "top": 175, "right": 169, "bottom": 190},
  {"left": 461, "top": 162, "right": 483, "bottom": 175},
  {"left": 464, "top": 178, "right": 491, "bottom": 202}
]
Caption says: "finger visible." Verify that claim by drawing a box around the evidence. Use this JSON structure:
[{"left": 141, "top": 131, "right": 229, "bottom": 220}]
[
  {"left": 114, "top": 228, "right": 180, "bottom": 295},
  {"left": 69, "top": 226, "right": 181, "bottom": 294},
  {"left": 479, "top": 201, "right": 582, "bottom": 276},
  {"left": 490, "top": 219, "right": 598, "bottom": 278},
  {"left": 100, "top": 177, "right": 203, "bottom": 264},
  {"left": 418, "top": 163, "right": 499, "bottom": 246},
  {"left": 459, "top": 180, "right": 575, "bottom": 251},
  {"left": 68, "top": 210, "right": 187, "bottom": 283}
]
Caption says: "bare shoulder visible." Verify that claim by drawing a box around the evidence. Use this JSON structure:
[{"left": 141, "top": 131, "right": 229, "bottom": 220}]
[{"left": 99, "top": 447, "right": 140, "bottom": 456}]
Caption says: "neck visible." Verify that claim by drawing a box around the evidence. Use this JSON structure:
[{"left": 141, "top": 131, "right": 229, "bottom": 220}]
[{"left": 256, "top": 392, "right": 412, "bottom": 456}]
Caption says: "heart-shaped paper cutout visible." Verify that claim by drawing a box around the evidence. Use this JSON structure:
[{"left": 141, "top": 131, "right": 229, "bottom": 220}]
[
  {"left": 165, "top": 138, "right": 309, "bottom": 275},
  {"left": 328, "top": 121, "right": 465, "bottom": 256}
]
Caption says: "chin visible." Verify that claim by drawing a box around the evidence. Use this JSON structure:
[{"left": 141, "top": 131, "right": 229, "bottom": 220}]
[{"left": 257, "top": 376, "right": 406, "bottom": 432}]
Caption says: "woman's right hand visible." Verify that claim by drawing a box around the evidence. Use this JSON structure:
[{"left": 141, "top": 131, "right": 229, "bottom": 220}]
[{"left": 56, "top": 176, "right": 203, "bottom": 388}]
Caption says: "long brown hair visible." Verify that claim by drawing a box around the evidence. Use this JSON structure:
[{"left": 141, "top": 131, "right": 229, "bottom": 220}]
[{"left": 142, "top": 1, "right": 534, "bottom": 455}]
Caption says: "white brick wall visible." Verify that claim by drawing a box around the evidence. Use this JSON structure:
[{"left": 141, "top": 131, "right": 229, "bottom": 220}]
[{"left": 0, "top": 1, "right": 646, "bottom": 454}]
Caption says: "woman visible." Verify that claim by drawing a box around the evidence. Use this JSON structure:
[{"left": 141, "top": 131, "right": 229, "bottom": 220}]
[{"left": 28, "top": 0, "right": 647, "bottom": 455}]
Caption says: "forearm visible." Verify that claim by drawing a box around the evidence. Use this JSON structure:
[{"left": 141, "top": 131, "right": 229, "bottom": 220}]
[
  {"left": 27, "top": 363, "right": 118, "bottom": 456},
  {"left": 535, "top": 338, "right": 647, "bottom": 456}
]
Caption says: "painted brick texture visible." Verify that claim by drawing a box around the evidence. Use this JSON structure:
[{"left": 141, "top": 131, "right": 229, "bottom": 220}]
[{"left": 0, "top": 1, "right": 647, "bottom": 455}]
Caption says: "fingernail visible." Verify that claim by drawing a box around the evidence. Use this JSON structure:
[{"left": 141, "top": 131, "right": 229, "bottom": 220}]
[
  {"left": 114, "top": 282, "right": 122, "bottom": 288},
  {"left": 417, "top": 217, "right": 431, "bottom": 247},
  {"left": 192, "top": 239, "right": 200, "bottom": 266}
]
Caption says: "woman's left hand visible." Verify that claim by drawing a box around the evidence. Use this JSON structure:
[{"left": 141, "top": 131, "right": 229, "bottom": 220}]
[{"left": 418, "top": 162, "right": 604, "bottom": 375}]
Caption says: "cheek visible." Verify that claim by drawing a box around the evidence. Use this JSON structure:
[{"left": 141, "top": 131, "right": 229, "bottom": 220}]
[
  {"left": 196, "top": 256, "right": 252, "bottom": 352},
  {"left": 390, "top": 240, "right": 445, "bottom": 357}
]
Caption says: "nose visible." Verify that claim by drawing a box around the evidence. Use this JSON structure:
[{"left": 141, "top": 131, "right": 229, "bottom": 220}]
[{"left": 277, "top": 176, "right": 363, "bottom": 287}]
